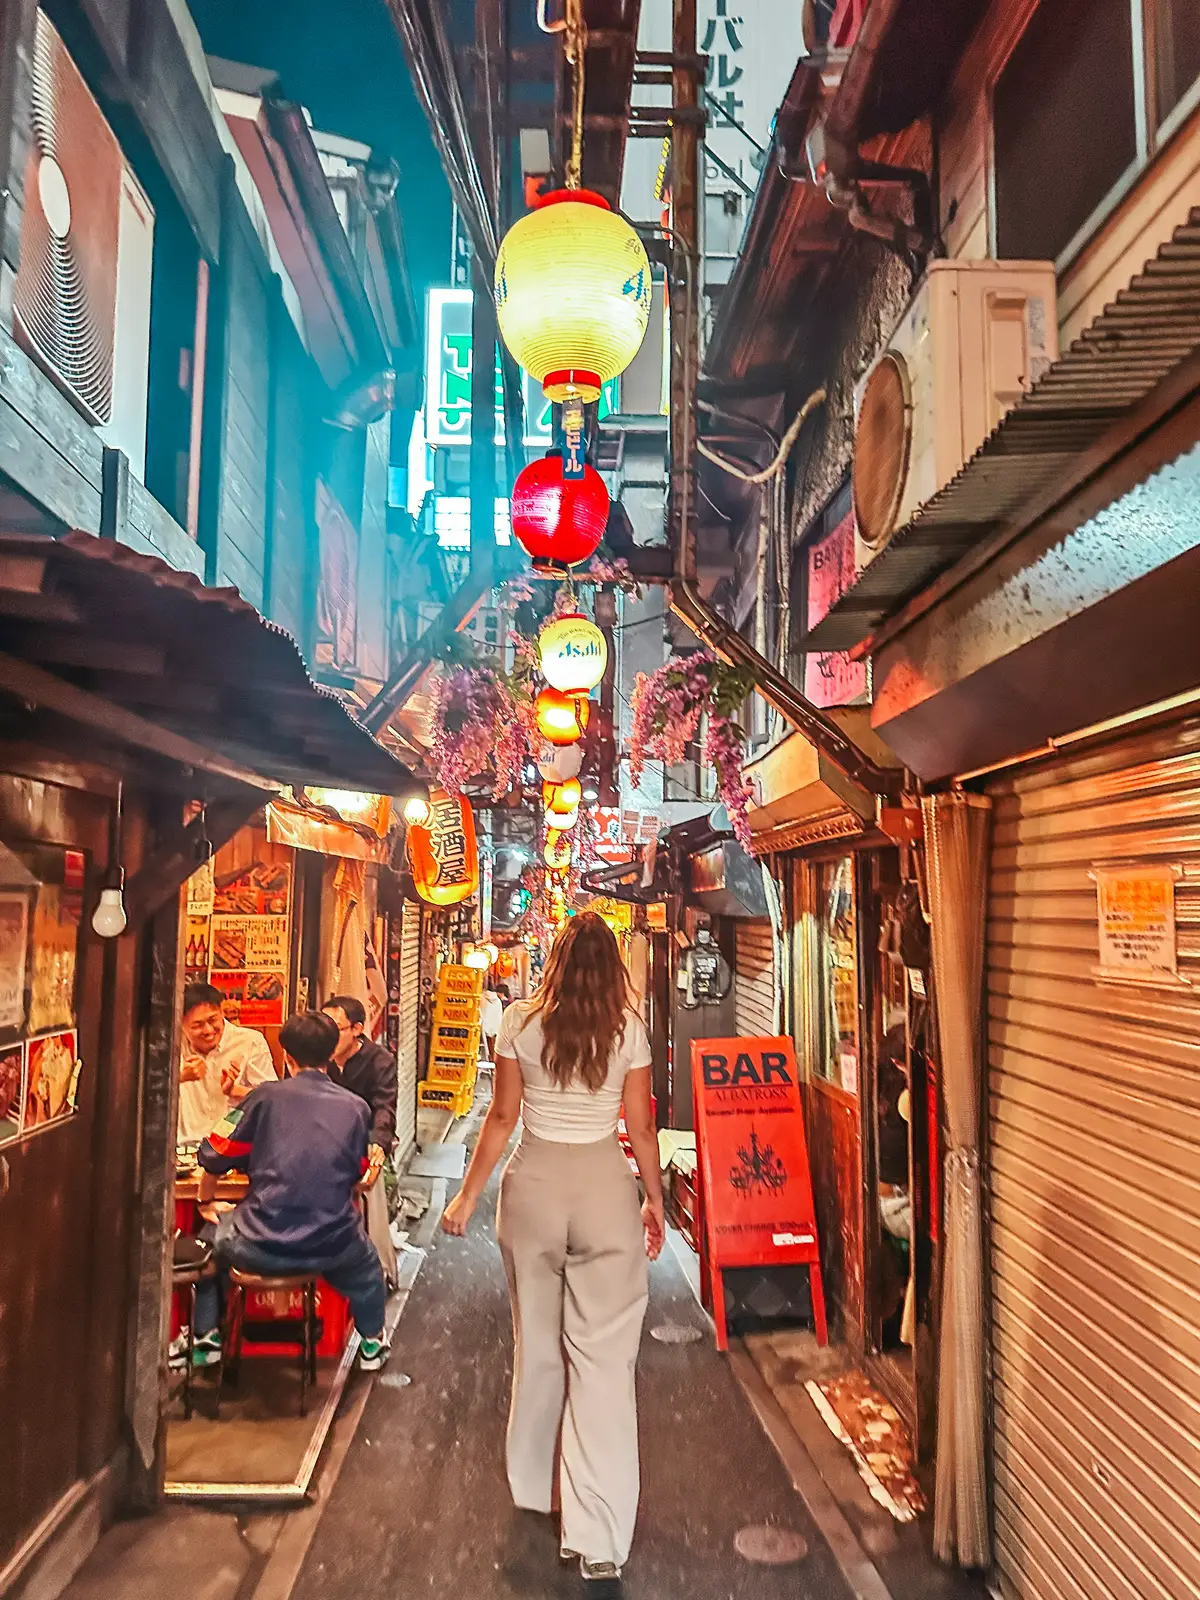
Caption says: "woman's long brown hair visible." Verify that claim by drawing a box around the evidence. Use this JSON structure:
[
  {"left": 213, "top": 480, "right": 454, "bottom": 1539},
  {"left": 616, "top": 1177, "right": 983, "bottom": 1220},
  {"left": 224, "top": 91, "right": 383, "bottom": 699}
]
[{"left": 531, "top": 911, "right": 630, "bottom": 1091}]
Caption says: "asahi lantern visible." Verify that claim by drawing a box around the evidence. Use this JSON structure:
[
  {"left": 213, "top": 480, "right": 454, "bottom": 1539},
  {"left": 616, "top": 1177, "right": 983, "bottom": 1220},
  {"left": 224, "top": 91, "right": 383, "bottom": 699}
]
[
  {"left": 539, "top": 613, "right": 607, "bottom": 694},
  {"left": 407, "top": 789, "right": 479, "bottom": 906}
]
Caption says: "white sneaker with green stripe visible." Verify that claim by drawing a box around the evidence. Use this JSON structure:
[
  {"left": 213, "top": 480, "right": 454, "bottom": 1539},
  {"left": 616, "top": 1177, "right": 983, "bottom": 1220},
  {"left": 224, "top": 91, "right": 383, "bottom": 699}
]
[{"left": 359, "top": 1335, "right": 389, "bottom": 1371}]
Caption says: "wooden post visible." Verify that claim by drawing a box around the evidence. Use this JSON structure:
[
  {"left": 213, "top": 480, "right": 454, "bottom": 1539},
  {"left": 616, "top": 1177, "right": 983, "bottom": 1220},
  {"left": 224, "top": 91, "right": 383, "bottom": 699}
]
[{"left": 123, "top": 883, "right": 184, "bottom": 1510}]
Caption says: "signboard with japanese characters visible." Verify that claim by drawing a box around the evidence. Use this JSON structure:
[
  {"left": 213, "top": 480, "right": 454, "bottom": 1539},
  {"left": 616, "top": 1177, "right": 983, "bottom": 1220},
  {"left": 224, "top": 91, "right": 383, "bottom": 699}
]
[
  {"left": 1092, "top": 864, "right": 1186, "bottom": 987},
  {"left": 804, "top": 510, "right": 869, "bottom": 708},
  {"left": 691, "top": 1035, "right": 827, "bottom": 1351},
  {"left": 700, "top": 1, "right": 806, "bottom": 195}
]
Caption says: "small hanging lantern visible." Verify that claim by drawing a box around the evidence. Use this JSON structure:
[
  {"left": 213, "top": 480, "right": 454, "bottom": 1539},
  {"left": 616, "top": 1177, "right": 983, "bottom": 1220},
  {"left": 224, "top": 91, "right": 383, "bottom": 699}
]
[
  {"left": 494, "top": 190, "right": 652, "bottom": 403},
  {"left": 543, "top": 777, "right": 583, "bottom": 816},
  {"left": 510, "top": 455, "right": 610, "bottom": 574},
  {"left": 549, "top": 804, "right": 579, "bottom": 832},
  {"left": 539, "top": 613, "right": 608, "bottom": 694},
  {"left": 544, "top": 828, "right": 573, "bottom": 869},
  {"left": 535, "top": 686, "right": 591, "bottom": 746},
  {"left": 536, "top": 739, "right": 584, "bottom": 782},
  {"left": 407, "top": 789, "right": 479, "bottom": 906}
]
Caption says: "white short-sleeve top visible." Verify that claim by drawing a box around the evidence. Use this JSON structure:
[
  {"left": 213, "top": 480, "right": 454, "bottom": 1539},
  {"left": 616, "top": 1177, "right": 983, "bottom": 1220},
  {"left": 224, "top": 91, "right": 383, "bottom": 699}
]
[{"left": 495, "top": 999, "right": 652, "bottom": 1143}]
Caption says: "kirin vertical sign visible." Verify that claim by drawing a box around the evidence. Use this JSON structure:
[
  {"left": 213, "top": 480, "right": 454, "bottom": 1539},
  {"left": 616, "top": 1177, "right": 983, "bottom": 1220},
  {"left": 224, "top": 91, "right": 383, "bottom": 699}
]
[{"left": 691, "top": 1034, "right": 827, "bottom": 1351}]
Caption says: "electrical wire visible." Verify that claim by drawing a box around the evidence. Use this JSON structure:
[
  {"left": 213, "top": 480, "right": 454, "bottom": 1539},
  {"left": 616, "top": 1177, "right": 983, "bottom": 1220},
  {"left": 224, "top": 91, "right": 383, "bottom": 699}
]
[
  {"left": 696, "top": 388, "right": 826, "bottom": 484},
  {"left": 536, "top": 0, "right": 567, "bottom": 31}
]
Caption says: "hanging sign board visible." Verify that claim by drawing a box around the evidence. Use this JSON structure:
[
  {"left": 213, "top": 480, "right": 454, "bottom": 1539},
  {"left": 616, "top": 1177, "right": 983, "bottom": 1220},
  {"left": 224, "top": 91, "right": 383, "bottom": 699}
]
[
  {"left": 1091, "top": 863, "right": 1187, "bottom": 987},
  {"left": 691, "top": 1035, "right": 827, "bottom": 1351}
]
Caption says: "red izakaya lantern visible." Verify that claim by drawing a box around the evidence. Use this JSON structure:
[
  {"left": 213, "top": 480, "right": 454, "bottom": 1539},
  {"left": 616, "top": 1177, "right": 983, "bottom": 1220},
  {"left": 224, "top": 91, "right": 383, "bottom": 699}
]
[
  {"left": 511, "top": 456, "right": 609, "bottom": 575},
  {"left": 535, "top": 686, "right": 591, "bottom": 746}
]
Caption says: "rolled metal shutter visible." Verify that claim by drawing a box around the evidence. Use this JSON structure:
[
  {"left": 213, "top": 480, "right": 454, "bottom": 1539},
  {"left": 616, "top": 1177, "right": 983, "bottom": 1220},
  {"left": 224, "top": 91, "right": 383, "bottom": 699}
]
[
  {"left": 735, "top": 919, "right": 776, "bottom": 1038},
  {"left": 987, "top": 717, "right": 1200, "bottom": 1600},
  {"left": 395, "top": 901, "right": 421, "bottom": 1161}
]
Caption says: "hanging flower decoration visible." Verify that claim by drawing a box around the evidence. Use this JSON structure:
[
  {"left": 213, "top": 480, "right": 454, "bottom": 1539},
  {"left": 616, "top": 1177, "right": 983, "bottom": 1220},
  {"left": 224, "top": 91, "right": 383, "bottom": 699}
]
[
  {"left": 429, "top": 662, "right": 533, "bottom": 800},
  {"left": 627, "top": 650, "right": 758, "bottom": 849}
]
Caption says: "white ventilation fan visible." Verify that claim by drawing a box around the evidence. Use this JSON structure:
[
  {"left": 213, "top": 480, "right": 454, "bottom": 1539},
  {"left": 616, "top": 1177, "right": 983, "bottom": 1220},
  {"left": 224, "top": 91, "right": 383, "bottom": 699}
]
[{"left": 13, "top": 12, "right": 154, "bottom": 475}]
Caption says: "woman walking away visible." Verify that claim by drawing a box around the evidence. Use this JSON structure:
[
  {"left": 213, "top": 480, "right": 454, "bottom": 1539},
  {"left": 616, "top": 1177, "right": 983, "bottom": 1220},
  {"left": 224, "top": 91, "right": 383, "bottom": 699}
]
[{"left": 441, "top": 912, "right": 664, "bottom": 1593}]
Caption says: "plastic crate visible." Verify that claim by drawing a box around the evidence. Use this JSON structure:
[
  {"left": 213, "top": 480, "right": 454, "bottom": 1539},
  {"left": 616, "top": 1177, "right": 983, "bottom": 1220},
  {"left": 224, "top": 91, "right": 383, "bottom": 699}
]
[
  {"left": 453, "top": 1081, "right": 476, "bottom": 1117},
  {"left": 431, "top": 1023, "right": 482, "bottom": 1058},
  {"left": 428, "top": 1053, "right": 477, "bottom": 1085},
  {"left": 437, "top": 964, "right": 485, "bottom": 998},
  {"left": 433, "top": 993, "right": 481, "bottom": 1027},
  {"left": 418, "top": 1081, "right": 459, "bottom": 1110}
]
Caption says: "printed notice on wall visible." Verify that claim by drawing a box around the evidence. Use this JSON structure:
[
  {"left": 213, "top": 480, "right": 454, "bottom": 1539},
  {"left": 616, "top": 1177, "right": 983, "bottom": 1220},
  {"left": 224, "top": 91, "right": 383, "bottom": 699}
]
[{"left": 1092, "top": 864, "right": 1187, "bottom": 987}]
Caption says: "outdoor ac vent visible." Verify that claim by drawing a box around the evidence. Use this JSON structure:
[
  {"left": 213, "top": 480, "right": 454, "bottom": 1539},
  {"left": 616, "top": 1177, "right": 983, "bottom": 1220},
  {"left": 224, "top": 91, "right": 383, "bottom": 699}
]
[
  {"left": 853, "top": 351, "right": 912, "bottom": 554},
  {"left": 851, "top": 259, "right": 1058, "bottom": 572},
  {"left": 14, "top": 13, "right": 125, "bottom": 426}
]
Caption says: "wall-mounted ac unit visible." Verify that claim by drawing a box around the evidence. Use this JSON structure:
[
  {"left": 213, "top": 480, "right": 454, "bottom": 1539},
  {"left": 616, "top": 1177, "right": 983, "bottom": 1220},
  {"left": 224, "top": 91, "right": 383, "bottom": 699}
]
[
  {"left": 13, "top": 11, "right": 155, "bottom": 480},
  {"left": 852, "top": 258, "right": 1057, "bottom": 571}
]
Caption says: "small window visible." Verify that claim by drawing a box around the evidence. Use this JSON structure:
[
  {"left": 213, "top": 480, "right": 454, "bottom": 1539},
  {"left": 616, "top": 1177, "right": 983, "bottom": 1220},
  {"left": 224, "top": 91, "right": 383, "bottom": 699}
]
[
  {"left": 813, "top": 856, "right": 859, "bottom": 1095},
  {"left": 1154, "top": 0, "right": 1200, "bottom": 128},
  {"left": 993, "top": 0, "right": 1137, "bottom": 263}
]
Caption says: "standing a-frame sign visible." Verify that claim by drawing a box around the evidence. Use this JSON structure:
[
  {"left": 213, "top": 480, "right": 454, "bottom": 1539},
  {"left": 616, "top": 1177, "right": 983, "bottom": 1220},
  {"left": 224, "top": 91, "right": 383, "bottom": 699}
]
[{"left": 691, "top": 1035, "right": 827, "bottom": 1352}]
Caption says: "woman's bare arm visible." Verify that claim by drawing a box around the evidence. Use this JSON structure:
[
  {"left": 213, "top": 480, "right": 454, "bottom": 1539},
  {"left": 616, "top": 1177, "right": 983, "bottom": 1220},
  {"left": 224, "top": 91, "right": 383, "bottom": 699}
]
[
  {"left": 440, "top": 1053, "right": 522, "bottom": 1235},
  {"left": 622, "top": 1065, "right": 665, "bottom": 1259}
]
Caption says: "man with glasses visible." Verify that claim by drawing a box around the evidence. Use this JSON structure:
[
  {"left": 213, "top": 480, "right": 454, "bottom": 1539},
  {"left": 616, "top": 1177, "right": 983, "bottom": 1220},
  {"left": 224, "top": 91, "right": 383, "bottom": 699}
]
[{"left": 323, "top": 994, "right": 399, "bottom": 1285}]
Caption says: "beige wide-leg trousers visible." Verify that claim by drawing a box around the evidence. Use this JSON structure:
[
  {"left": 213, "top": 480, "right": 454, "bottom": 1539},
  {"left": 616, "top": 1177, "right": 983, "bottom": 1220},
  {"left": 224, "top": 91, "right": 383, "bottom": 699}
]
[{"left": 497, "top": 1131, "right": 649, "bottom": 1569}]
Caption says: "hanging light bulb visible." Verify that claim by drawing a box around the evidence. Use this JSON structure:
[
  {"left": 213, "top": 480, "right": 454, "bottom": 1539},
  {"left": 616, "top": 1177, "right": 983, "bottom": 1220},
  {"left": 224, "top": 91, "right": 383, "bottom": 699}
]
[
  {"left": 535, "top": 687, "right": 591, "bottom": 746},
  {"left": 402, "top": 793, "right": 432, "bottom": 826},
  {"left": 511, "top": 456, "right": 609, "bottom": 574},
  {"left": 494, "top": 189, "right": 652, "bottom": 402},
  {"left": 92, "top": 874, "right": 127, "bottom": 938},
  {"left": 539, "top": 613, "right": 608, "bottom": 694}
]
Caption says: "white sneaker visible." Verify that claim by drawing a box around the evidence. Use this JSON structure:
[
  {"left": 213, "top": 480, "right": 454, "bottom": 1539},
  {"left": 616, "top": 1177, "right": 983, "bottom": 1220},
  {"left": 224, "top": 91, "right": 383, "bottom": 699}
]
[{"left": 581, "top": 1559, "right": 622, "bottom": 1583}]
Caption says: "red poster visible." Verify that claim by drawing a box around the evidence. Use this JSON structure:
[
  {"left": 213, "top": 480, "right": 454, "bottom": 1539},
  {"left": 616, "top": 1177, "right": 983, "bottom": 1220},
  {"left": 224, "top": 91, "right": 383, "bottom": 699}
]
[
  {"left": 804, "top": 511, "right": 868, "bottom": 708},
  {"left": 691, "top": 1035, "right": 827, "bottom": 1350}
]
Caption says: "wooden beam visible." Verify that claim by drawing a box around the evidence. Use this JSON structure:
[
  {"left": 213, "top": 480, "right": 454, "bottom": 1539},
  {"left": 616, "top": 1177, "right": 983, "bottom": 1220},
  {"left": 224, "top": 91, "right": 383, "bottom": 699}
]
[
  {"left": 0, "top": 650, "right": 278, "bottom": 792},
  {"left": 0, "top": 626, "right": 167, "bottom": 675},
  {"left": 124, "top": 793, "right": 264, "bottom": 926}
]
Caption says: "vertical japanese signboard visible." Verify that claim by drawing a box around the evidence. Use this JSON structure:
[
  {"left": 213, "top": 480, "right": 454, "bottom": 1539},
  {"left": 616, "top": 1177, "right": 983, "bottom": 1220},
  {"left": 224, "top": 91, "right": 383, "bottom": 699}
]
[
  {"left": 691, "top": 1034, "right": 827, "bottom": 1351},
  {"left": 804, "top": 510, "right": 870, "bottom": 708},
  {"left": 700, "top": 1, "right": 806, "bottom": 193}
]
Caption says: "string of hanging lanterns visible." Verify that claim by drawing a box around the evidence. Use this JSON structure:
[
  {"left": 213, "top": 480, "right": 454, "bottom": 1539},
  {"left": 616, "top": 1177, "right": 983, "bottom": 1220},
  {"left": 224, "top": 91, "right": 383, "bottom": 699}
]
[{"left": 493, "top": 1, "right": 655, "bottom": 879}]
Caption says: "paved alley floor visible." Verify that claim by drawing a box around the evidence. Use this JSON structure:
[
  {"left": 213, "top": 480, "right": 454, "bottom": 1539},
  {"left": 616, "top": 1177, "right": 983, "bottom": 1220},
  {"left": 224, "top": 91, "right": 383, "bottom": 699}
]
[{"left": 289, "top": 1181, "right": 854, "bottom": 1600}]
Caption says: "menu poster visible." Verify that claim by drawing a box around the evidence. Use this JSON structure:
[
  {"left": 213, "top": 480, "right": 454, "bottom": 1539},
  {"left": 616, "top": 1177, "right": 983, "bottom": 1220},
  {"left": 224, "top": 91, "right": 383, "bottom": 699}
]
[
  {"left": 213, "top": 862, "right": 291, "bottom": 917},
  {"left": 0, "top": 891, "right": 30, "bottom": 1039},
  {"left": 25, "top": 1028, "right": 79, "bottom": 1130},
  {"left": 28, "top": 861, "right": 82, "bottom": 1037},
  {"left": 0, "top": 1043, "right": 25, "bottom": 1146},
  {"left": 208, "top": 970, "right": 287, "bottom": 1028}
]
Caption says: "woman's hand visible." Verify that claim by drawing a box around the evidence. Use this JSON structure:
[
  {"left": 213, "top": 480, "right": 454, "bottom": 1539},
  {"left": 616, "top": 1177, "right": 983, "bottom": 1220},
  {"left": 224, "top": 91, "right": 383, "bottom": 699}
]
[
  {"left": 441, "top": 1190, "right": 476, "bottom": 1238},
  {"left": 642, "top": 1195, "right": 665, "bottom": 1261}
]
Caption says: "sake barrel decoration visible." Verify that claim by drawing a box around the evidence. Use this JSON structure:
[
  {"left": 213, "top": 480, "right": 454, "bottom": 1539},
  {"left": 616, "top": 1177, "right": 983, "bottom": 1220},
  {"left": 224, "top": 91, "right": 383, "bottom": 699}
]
[
  {"left": 535, "top": 686, "right": 591, "bottom": 746},
  {"left": 407, "top": 788, "right": 479, "bottom": 906},
  {"left": 511, "top": 455, "right": 610, "bottom": 575},
  {"left": 494, "top": 189, "right": 652, "bottom": 403},
  {"left": 539, "top": 613, "right": 608, "bottom": 694}
]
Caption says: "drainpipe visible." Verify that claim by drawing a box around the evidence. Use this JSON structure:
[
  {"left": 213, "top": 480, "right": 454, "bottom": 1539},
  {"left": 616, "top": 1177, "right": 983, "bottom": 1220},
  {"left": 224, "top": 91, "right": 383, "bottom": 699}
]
[{"left": 666, "top": 0, "right": 895, "bottom": 800}]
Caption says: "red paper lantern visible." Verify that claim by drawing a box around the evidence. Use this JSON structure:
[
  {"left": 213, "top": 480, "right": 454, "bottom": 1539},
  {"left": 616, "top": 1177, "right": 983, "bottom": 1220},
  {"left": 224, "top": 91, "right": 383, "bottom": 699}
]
[
  {"left": 535, "top": 687, "right": 591, "bottom": 746},
  {"left": 511, "top": 456, "right": 609, "bottom": 574},
  {"left": 407, "top": 789, "right": 479, "bottom": 906}
]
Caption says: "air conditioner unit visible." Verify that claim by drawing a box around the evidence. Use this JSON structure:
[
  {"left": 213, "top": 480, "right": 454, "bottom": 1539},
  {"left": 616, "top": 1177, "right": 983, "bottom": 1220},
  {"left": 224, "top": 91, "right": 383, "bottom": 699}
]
[
  {"left": 852, "top": 258, "right": 1057, "bottom": 571},
  {"left": 13, "top": 12, "right": 155, "bottom": 480}
]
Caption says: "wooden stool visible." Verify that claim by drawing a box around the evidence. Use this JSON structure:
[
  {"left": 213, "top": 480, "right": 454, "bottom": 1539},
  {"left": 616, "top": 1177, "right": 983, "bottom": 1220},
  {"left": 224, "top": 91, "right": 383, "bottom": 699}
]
[
  {"left": 171, "top": 1235, "right": 215, "bottom": 1422},
  {"left": 224, "top": 1270, "right": 319, "bottom": 1416}
]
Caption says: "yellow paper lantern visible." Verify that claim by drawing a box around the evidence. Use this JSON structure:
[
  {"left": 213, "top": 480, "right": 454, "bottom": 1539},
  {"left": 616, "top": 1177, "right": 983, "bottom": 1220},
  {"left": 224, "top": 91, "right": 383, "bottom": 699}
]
[
  {"left": 544, "top": 828, "right": 573, "bottom": 869},
  {"left": 535, "top": 686, "right": 591, "bottom": 745},
  {"left": 543, "top": 777, "right": 583, "bottom": 815},
  {"left": 547, "top": 802, "right": 579, "bottom": 832},
  {"left": 494, "top": 190, "right": 652, "bottom": 403},
  {"left": 539, "top": 613, "right": 608, "bottom": 694}
]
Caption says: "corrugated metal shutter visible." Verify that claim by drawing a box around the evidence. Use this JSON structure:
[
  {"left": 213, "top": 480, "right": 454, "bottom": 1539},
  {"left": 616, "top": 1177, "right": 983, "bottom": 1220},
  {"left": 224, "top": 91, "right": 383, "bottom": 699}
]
[
  {"left": 987, "top": 717, "right": 1200, "bottom": 1600},
  {"left": 735, "top": 919, "right": 776, "bottom": 1038},
  {"left": 396, "top": 901, "right": 421, "bottom": 1161}
]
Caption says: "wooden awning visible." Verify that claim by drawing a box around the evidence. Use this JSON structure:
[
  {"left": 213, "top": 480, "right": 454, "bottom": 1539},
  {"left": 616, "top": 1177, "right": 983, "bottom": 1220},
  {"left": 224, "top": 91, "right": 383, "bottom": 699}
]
[{"left": 0, "top": 532, "right": 416, "bottom": 798}]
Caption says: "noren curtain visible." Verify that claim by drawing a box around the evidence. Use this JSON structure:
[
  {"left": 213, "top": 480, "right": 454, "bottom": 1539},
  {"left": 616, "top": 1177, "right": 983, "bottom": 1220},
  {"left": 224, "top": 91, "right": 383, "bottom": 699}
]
[{"left": 924, "top": 790, "right": 992, "bottom": 1569}]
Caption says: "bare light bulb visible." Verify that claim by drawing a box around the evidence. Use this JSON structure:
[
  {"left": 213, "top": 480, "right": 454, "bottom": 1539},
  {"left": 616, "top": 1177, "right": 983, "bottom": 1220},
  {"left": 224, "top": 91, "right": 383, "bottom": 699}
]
[
  {"left": 403, "top": 794, "right": 431, "bottom": 826},
  {"left": 92, "top": 886, "right": 127, "bottom": 938},
  {"left": 463, "top": 948, "right": 490, "bottom": 970}
]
